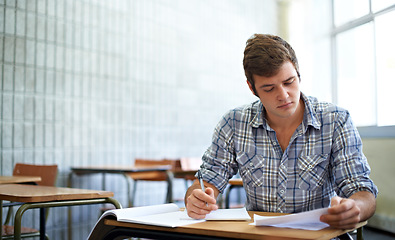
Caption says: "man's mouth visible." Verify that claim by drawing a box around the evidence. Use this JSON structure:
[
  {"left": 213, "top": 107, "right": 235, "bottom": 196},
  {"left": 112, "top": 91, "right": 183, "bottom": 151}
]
[{"left": 278, "top": 102, "right": 292, "bottom": 108}]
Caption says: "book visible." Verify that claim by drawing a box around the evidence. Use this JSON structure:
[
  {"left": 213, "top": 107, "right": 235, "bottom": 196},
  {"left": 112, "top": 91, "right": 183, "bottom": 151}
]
[
  {"left": 87, "top": 203, "right": 251, "bottom": 240},
  {"left": 250, "top": 207, "right": 330, "bottom": 230}
]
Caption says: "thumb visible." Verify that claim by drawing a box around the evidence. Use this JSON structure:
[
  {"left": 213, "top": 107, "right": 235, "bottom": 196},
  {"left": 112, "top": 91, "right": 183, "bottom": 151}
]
[{"left": 330, "top": 196, "right": 341, "bottom": 207}]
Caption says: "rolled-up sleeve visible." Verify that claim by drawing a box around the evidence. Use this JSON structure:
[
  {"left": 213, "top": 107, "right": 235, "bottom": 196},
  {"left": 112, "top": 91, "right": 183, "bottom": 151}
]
[{"left": 331, "top": 110, "right": 378, "bottom": 198}]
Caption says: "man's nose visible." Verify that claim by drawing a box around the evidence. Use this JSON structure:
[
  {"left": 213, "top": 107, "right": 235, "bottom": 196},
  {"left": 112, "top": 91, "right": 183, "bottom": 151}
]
[{"left": 277, "top": 86, "right": 289, "bottom": 100}]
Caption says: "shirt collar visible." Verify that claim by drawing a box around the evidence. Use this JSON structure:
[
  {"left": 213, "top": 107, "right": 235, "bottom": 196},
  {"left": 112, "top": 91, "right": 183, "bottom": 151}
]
[
  {"left": 249, "top": 92, "right": 321, "bottom": 131},
  {"left": 301, "top": 92, "right": 321, "bottom": 131}
]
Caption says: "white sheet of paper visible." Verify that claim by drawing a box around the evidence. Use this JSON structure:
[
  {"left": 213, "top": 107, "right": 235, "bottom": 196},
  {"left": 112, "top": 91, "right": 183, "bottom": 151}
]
[
  {"left": 180, "top": 207, "right": 251, "bottom": 221},
  {"left": 251, "top": 208, "right": 330, "bottom": 230}
]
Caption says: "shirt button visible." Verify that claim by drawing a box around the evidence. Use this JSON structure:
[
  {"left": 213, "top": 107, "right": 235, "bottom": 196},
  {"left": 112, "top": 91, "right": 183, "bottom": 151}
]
[
  {"left": 249, "top": 162, "right": 254, "bottom": 167},
  {"left": 280, "top": 189, "right": 285, "bottom": 194}
]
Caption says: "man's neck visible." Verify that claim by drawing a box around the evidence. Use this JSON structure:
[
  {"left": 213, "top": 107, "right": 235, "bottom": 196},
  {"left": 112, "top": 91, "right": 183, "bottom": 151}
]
[{"left": 267, "top": 99, "right": 305, "bottom": 132}]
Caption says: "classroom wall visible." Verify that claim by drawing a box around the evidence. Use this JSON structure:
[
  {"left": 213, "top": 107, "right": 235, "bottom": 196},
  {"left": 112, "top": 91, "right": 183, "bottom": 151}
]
[
  {"left": 362, "top": 138, "right": 395, "bottom": 234},
  {"left": 0, "top": 0, "right": 277, "bottom": 239}
]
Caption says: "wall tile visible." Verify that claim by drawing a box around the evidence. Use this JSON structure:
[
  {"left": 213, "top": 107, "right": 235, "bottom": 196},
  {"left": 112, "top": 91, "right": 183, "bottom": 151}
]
[
  {"left": 35, "top": 68, "right": 44, "bottom": 92},
  {"left": 2, "top": 93, "right": 13, "bottom": 120},
  {"left": 23, "top": 95, "right": 34, "bottom": 120},
  {"left": 3, "top": 64, "right": 14, "bottom": 91},
  {"left": 2, "top": 122, "right": 13, "bottom": 148},
  {"left": 35, "top": 41, "right": 45, "bottom": 67},
  {"left": 26, "top": 12, "right": 36, "bottom": 39},
  {"left": 25, "top": 66, "right": 35, "bottom": 92},
  {"left": 5, "top": 7, "right": 15, "bottom": 35},
  {"left": 14, "top": 65, "right": 24, "bottom": 91},
  {"left": 23, "top": 122, "right": 34, "bottom": 148},
  {"left": 13, "top": 94, "right": 23, "bottom": 120},
  {"left": 25, "top": 38, "right": 35, "bottom": 65},
  {"left": 13, "top": 122, "right": 23, "bottom": 148},
  {"left": 34, "top": 123, "right": 44, "bottom": 147},
  {"left": 15, "top": 37, "right": 25, "bottom": 64},
  {"left": 4, "top": 36, "right": 15, "bottom": 63},
  {"left": 34, "top": 95, "right": 44, "bottom": 120}
]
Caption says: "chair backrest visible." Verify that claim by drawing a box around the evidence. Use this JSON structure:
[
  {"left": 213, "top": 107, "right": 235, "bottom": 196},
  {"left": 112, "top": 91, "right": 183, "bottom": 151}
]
[
  {"left": 128, "top": 159, "right": 177, "bottom": 181},
  {"left": 13, "top": 163, "right": 58, "bottom": 186},
  {"left": 180, "top": 157, "right": 201, "bottom": 171}
]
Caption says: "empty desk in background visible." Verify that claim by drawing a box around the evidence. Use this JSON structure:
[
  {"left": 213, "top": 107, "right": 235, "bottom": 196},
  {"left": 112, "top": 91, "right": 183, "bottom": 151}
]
[
  {"left": 69, "top": 165, "right": 172, "bottom": 206},
  {"left": 93, "top": 211, "right": 366, "bottom": 240},
  {"left": 0, "top": 176, "right": 42, "bottom": 238},
  {"left": 0, "top": 176, "right": 42, "bottom": 185},
  {"left": 0, "top": 184, "right": 121, "bottom": 240}
]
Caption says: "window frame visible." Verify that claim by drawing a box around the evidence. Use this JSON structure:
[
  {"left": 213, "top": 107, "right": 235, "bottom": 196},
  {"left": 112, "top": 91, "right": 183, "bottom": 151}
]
[{"left": 330, "top": 1, "right": 395, "bottom": 137}]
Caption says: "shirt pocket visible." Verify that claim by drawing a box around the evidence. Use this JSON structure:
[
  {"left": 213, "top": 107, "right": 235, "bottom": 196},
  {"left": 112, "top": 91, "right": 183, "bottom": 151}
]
[
  {"left": 237, "top": 152, "right": 267, "bottom": 187},
  {"left": 298, "top": 154, "right": 329, "bottom": 191}
]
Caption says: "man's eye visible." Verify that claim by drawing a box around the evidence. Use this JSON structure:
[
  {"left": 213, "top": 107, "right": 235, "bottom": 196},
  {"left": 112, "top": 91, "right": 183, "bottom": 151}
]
[
  {"left": 284, "top": 79, "right": 294, "bottom": 85},
  {"left": 264, "top": 88, "right": 274, "bottom": 92}
]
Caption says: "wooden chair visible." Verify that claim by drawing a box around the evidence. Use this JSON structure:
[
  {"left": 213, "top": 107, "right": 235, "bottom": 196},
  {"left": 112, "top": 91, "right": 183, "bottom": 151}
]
[
  {"left": 172, "top": 157, "right": 200, "bottom": 189},
  {"left": 2, "top": 163, "right": 58, "bottom": 240},
  {"left": 125, "top": 159, "right": 176, "bottom": 207},
  {"left": 224, "top": 178, "right": 244, "bottom": 209}
]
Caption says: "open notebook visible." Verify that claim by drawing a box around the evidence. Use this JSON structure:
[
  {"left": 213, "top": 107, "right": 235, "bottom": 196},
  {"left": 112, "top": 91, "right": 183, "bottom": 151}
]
[{"left": 87, "top": 203, "right": 250, "bottom": 239}]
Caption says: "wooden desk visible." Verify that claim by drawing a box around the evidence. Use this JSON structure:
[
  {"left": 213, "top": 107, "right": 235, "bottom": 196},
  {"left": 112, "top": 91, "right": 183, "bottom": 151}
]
[
  {"left": 0, "top": 184, "right": 121, "bottom": 240},
  {"left": 0, "top": 176, "right": 41, "bottom": 184},
  {"left": 69, "top": 165, "right": 172, "bottom": 206},
  {"left": 0, "top": 176, "right": 42, "bottom": 237},
  {"left": 97, "top": 211, "right": 366, "bottom": 240}
]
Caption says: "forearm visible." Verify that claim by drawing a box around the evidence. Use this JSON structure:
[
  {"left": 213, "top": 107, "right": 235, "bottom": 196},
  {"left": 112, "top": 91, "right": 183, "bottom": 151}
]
[{"left": 349, "top": 191, "right": 376, "bottom": 221}]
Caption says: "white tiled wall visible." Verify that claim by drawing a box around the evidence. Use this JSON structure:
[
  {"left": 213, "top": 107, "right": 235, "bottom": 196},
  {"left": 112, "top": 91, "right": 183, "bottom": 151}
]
[{"left": 0, "top": 0, "right": 277, "bottom": 238}]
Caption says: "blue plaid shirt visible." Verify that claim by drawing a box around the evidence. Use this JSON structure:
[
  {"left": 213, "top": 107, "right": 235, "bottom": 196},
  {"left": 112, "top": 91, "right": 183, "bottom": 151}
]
[{"left": 200, "top": 93, "right": 378, "bottom": 213}]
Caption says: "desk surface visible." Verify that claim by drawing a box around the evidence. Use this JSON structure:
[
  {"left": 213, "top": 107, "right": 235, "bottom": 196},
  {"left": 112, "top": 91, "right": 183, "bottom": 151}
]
[
  {"left": 0, "top": 176, "right": 42, "bottom": 184},
  {"left": 0, "top": 184, "right": 114, "bottom": 202},
  {"left": 71, "top": 165, "right": 172, "bottom": 174},
  {"left": 103, "top": 211, "right": 366, "bottom": 240}
]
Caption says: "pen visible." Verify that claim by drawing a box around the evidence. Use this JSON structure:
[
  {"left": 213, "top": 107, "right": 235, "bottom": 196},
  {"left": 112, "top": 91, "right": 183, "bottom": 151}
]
[{"left": 197, "top": 170, "right": 208, "bottom": 206}]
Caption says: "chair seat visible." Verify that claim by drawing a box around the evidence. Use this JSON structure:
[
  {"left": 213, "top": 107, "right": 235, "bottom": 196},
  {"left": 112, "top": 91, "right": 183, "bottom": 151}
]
[{"left": 2, "top": 225, "right": 39, "bottom": 236}]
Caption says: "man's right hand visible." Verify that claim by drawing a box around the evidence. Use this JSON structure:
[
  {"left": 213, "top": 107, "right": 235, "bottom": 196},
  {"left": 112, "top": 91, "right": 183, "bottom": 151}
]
[{"left": 185, "top": 185, "right": 218, "bottom": 219}]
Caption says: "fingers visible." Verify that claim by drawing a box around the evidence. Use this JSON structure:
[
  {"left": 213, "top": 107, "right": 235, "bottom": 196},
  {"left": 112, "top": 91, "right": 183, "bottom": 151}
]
[
  {"left": 186, "top": 188, "right": 218, "bottom": 219},
  {"left": 320, "top": 197, "right": 361, "bottom": 229}
]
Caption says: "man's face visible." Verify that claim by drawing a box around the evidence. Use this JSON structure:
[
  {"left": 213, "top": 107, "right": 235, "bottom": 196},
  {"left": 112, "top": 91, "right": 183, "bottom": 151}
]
[{"left": 247, "top": 61, "right": 301, "bottom": 122}]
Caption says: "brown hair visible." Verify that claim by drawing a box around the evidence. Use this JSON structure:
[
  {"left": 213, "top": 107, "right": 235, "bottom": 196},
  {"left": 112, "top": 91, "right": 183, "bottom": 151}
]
[{"left": 243, "top": 34, "right": 300, "bottom": 95}]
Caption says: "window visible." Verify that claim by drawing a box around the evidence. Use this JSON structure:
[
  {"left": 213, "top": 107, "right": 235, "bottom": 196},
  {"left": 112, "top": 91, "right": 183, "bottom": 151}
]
[
  {"left": 334, "top": 0, "right": 370, "bottom": 26},
  {"left": 375, "top": 10, "right": 395, "bottom": 126},
  {"left": 332, "top": 0, "right": 395, "bottom": 127}
]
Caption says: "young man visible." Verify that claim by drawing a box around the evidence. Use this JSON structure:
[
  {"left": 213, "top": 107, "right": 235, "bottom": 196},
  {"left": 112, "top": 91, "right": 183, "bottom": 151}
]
[{"left": 185, "top": 34, "right": 378, "bottom": 229}]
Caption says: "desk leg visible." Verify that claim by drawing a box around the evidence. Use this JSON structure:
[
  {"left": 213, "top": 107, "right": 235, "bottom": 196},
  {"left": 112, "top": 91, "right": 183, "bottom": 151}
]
[
  {"left": 1, "top": 200, "right": 3, "bottom": 238},
  {"left": 14, "top": 198, "right": 122, "bottom": 240},
  {"left": 67, "top": 172, "right": 73, "bottom": 240},
  {"left": 122, "top": 173, "right": 133, "bottom": 207},
  {"left": 40, "top": 208, "right": 46, "bottom": 240},
  {"left": 165, "top": 170, "right": 174, "bottom": 203},
  {"left": 357, "top": 227, "right": 364, "bottom": 240},
  {"left": 13, "top": 204, "right": 30, "bottom": 240}
]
